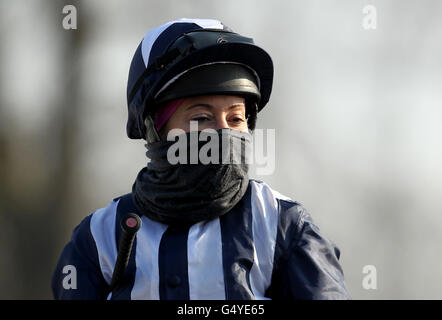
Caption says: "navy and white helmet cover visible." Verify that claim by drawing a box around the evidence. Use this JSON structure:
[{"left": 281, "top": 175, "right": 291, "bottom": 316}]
[{"left": 126, "top": 18, "right": 273, "bottom": 140}]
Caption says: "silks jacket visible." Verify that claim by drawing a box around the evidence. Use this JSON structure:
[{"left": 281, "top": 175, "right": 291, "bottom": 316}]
[{"left": 51, "top": 179, "right": 350, "bottom": 300}]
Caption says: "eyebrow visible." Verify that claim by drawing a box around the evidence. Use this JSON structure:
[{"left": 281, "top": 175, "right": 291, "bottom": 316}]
[{"left": 185, "top": 103, "right": 245, "bottom": 112}]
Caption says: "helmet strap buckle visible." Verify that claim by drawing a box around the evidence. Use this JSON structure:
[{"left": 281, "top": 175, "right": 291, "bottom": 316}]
[{"left": 144, "top": 115, "right": 161, "bottom": 144}]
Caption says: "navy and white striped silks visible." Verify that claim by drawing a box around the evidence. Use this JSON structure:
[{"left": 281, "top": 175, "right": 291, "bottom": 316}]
[{"left": 51, "top": 179, "right": 350, "bottom": 300}]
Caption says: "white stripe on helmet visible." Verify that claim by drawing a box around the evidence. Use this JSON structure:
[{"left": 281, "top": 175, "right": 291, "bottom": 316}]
[{"left": 141, "top": 18, "right": 224, "bottom": 67}]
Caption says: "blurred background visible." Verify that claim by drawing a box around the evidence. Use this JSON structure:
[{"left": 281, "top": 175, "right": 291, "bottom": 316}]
[{"left": 1, "top": 0, "right": 441, "bottom": 299}]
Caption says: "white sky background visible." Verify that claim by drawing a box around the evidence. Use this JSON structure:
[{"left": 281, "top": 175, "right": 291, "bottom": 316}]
[{"left": 2, "top": 0, "right": 442, "bottom": 299}]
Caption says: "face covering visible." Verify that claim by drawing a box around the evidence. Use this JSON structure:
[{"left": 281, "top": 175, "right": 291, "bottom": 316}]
[{"left": 132, "top": 128, "right": 252, "bottom": 225}]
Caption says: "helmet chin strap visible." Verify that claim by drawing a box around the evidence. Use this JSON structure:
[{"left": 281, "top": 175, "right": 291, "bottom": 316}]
[
  {"left": 144, "top": 115, "right": 161, "bottom": 144},
  {"left": 246, "top": 101, "right": 258, "bottom": 132}
]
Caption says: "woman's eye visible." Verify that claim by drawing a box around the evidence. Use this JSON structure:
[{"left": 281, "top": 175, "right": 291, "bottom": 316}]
[
  {"left": 192, "top": 116, "right": 210, "bottom": 122},
  {"left": 230, "top": 117, "right": 245, "bottom": 123}
]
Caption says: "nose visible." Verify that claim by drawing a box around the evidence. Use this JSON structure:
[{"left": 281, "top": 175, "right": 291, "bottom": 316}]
[{"left": 215, "top": 116, "right": 230, "bottom": 130}]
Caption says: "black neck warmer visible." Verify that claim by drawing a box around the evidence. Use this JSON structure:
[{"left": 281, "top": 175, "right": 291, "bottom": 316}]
[{"left": 132, "top": 128, "right": 251, "bottom": 226}]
